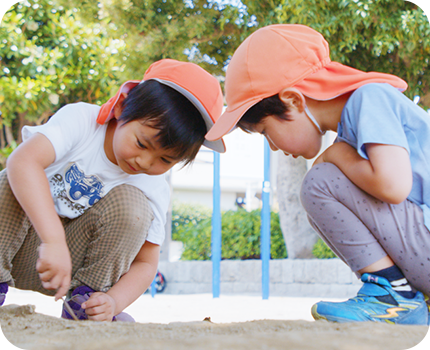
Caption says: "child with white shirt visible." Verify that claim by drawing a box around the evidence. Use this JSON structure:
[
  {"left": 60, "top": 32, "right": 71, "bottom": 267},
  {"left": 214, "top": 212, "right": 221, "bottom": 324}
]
[{"left": 0, "top": 58, "right": 225, "bottom": 322}]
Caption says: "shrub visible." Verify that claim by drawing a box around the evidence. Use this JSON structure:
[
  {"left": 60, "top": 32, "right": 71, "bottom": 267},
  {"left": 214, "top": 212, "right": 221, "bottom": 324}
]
[
  {"left": 312, "top": 238, "right": 337, "bottom": 259},
  {"left": 220, "top": 209, "right": 286, "bottom": 260},
  {"left": 172, "top": 203, "right": 287, "bottom": 260},
  {"left": 171, "top": 202, "right": 211, "bottom": 237}
]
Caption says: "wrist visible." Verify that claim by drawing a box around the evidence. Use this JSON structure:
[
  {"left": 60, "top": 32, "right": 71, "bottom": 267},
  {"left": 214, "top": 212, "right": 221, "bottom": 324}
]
[
  {"left": 41, "top": 238, "right": 67, "bottom": 246},
  {"left": 105, "top": 290, "right": 120, "bottom": 316},
  {"left": 39, "top": 228, "right": 67, "bottom": 245}
]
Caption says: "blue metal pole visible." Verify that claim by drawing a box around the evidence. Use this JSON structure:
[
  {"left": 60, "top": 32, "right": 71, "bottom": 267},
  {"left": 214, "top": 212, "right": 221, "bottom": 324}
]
[
  {"left": 151, "top": 274, "right": 156, "bottom": 298},
  {"left": 261, "top": 139, "right": 271, "bottom": 300},
  {"left": 212, "top": 151, "right": 221, "bottom": 298}
]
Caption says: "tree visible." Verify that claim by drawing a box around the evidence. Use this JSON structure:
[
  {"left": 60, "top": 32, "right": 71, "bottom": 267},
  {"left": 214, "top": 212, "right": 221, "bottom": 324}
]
[
  {"left": 0, "top": 0, "right": 127, "bottom": 167},
  {"left": 277, "top": 154, "right": 318, "bottom": 259}
]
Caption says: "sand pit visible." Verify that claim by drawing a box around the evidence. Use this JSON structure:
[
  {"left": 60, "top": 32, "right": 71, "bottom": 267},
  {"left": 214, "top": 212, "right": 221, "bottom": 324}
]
[{"left": 1, "top": 303, "right": 428, "bottom": 350}]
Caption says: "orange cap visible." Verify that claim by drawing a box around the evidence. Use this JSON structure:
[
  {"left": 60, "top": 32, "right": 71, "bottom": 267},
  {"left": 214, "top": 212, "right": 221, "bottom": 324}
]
[
  {"left": 205, "top": 24, "right": 407, "bottom": 142},
  {"left": 97, "top": 59, "right": 225, "bottom": 153}
]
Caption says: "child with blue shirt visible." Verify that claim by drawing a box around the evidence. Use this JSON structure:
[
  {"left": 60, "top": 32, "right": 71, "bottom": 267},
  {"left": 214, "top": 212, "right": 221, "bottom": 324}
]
[
  {"left": 206, "top": 24, "right": 430, "bottom": 325},
  {"left": 0, "top": 59, "right": 225, "bottom": 322}
]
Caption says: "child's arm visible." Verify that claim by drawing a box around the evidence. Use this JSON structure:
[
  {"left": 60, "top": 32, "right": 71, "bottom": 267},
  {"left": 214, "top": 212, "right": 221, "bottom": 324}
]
[
  {"left": 314, "top": 141, "right": 412, "bottom": 204},
  {"left": 6, "top": 133, "right": 72, "bottom": 300},
  {"left": 81, "top": 240, "right": 160, "bottom": 321}
]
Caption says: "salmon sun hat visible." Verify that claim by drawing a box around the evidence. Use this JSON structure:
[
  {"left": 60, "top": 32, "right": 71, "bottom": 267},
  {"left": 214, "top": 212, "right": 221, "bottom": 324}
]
[
  {"left": 97, "top": 58, "right": 225, "bottom": 153},
  {"left": 205, "top": 24, "right": 408, "bottom": 142}
]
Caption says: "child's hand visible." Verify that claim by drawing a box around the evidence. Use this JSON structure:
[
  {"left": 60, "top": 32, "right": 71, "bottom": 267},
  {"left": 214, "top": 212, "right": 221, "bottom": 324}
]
[
  {"left": 36, "top": 241, "right": 72, "bottom": 301},
  {"left": 82, "top": 292, "right": 117, "bottom": 322}
]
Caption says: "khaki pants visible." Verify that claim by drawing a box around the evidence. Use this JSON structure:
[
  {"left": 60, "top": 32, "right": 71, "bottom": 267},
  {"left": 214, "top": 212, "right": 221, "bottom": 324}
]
[{"left": 0, "top": 169, "right": 153, "bottom": 296}]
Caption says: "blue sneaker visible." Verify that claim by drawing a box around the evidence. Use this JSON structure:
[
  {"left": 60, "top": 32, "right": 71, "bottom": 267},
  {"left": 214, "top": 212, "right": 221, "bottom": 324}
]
[
  {"left": 311, "top": 274, "right": 428, "bottom": 325},
  {"left": 62, "top": 285, "right": 135, "bottom": 322},
  {"left": 0, "top": 283, "right": 8, "bottom": 306}
]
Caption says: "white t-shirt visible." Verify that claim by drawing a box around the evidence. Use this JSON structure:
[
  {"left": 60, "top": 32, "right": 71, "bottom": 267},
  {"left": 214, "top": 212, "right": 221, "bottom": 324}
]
[{"left": 22, "top": 102, "right": 169, "bottom": 245}]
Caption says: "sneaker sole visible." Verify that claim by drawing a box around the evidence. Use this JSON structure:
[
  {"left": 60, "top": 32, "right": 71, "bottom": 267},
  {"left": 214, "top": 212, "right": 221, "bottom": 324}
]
[
  {"left": 312, "top": 303, "right": 428, "bottom": 324},
  {"left": 311, "top": 304, "right": 377, "bottom": 323},
  {"left": 311, "top": 304, "right": 328, "bottom": 321}
]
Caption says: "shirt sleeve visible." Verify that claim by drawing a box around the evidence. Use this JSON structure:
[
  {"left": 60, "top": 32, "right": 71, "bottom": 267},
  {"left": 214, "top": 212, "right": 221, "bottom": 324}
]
[
  {"left": 338, "top": 84, "right": 410, "bottom": 160},
  {"left": 127, "top": 174, "right": 170, "bottom": 246},
  {"left": 22, "top": 103, "right": 99, "bottom": 162}
]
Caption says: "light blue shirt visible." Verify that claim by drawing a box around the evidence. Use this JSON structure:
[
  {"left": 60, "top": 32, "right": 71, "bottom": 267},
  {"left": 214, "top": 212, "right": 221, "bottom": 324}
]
[{"left": 337, "top": 83, "right": 430, "bottom": 230}]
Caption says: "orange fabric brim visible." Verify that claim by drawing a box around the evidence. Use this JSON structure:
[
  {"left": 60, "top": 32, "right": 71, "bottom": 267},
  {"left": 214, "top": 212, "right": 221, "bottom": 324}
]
[
  {"left": 295, "top": 61, "right": 407, "bottom": 101},
  {"left": 96, "top": 81, "right": 141, "bottom": 125}
]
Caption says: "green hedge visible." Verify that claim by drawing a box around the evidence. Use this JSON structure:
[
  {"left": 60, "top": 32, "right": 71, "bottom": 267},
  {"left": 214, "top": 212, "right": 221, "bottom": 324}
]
[
  {"left": 172, "top": 203, "right": 285, "bottom": 260},
  {"left": 172, "top": 203, "right": 337, "bottom": 260},
  {"left": 172, "top": 203, "right": 287, "bottom": 260}
]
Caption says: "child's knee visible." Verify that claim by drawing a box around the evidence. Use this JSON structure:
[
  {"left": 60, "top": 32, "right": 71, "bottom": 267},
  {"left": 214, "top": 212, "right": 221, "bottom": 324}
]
[
  {"left": 300, "top": 163, "right": 342, "bottom": 211},
  {"left": 98, "top": 185, "right": 154, "bottom": 237}
]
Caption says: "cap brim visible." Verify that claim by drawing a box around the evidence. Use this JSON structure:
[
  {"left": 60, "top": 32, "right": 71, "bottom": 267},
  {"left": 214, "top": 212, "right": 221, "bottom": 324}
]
[
  {"left": 151, "top": 78, "right": 226, "bottom": 153},
  {"left": 205, "top": 97, "right": 261, "bottom": 142}
]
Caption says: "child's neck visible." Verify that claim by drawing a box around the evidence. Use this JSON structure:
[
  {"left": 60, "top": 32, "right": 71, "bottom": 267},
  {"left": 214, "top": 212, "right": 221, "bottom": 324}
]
[
  {"left": 104, "top": 119, "right": 117, "bottom": 165},
  {"left": 305, "top": 92, "right": 352, "bottom": 133}
]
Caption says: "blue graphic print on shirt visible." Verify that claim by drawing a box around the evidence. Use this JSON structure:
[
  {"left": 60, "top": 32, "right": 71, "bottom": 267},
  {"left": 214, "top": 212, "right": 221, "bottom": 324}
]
[{"left": 65, "top": 163, "right": 103, "bottom": 206}]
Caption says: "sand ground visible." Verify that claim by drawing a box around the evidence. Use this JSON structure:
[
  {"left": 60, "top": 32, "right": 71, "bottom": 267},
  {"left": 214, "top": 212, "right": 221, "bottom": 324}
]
[{"left": 1, "top": 288, "right": 429, "bottom": 350}]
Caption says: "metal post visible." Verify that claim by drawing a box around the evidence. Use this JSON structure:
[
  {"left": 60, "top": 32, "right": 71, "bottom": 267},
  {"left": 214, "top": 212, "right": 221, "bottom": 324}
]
[
  {"left": 212, "top": 151, "right": 221, "bottom": 298},
  {"left": 261, "top": 139, "right": 271, "bottom": 299},
  {"left": 151, "top": 275, "right": 156, "bottom": 298}
]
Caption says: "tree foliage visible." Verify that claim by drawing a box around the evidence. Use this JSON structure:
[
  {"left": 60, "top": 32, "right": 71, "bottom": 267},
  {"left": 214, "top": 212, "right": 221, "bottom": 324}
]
[
  {"left": 57, "top": 0, "right": 256, "bottom": 77},
  {"left": 56, "top": 0, "right": 430, "bottom": 104},
  {"left": 270, "top": 0, "right": 430, "bottom": 105},
  {"left": 0, "top": 0, "right": 127, "bottom": 166}
]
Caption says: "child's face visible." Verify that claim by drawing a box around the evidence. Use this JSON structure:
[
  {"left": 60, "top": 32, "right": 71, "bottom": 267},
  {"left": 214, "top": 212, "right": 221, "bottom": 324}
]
[
  {"left": 106, "top": 119, "right": 181, "bottom": 176},
  {"left": 253, "top": 110, "right": 322, "bottom": 160}
]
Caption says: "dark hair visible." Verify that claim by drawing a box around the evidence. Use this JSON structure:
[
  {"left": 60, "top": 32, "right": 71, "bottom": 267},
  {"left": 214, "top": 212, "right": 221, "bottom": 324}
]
[
  {"left": 238, "top": 93, "right": 291, "bottom": 133},
  {"left": 119, "top": 80, "right": 206, "bottom": 165}
]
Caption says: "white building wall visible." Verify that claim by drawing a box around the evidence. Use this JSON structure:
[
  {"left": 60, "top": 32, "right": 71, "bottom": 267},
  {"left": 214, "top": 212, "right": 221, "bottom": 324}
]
[
  {"left": 172, "top": 189, "right": 238, "bottom": 210},
  {"left": 171, "top": 129, "right": 275, "bottom": 211}
]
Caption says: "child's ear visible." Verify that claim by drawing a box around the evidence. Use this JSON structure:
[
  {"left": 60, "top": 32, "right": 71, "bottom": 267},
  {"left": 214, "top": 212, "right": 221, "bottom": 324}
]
[
  {"left": 278, "top": 87, "right": 306, "bottom": 113},
  {"left": 113, "top": 92, "right": 128, "bottom": 119}
]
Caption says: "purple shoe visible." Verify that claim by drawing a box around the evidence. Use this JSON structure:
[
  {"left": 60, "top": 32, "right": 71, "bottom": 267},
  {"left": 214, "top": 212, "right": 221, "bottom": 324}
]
[
  {"left": 0, "top": 283, "right": 8, "bottom": 306},
  {"left": 61, "top": 285, "right": 135, "bottom": 322}
]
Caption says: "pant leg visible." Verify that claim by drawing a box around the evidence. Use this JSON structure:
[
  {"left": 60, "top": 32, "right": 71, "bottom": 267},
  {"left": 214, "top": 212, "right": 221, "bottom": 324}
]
[
  {"left": 0, "top": 169, "right": 29, "bottom": 287},
  {"left": 300, "top": 162, "right": 430, "bottom": 298},
  {"left": 67, "top": 184, "right": 154, "bottom": 293},
  {"left": 11, "top": 184, "right": 154, "bottom": 295}
]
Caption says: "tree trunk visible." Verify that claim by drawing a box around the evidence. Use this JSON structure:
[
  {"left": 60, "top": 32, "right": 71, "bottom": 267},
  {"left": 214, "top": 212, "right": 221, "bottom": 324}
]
[
  {"left": 4, "top": 125, "right": 15, "bottom": 146},
  {"left": 0, "top": 125, "right": 5, "bottom": 149},
  {"left": 18, "top": 112, "right": 28, "bottom": 144},
  {"left": 276, "top": 153, "right": 318, "bottom": 259}
]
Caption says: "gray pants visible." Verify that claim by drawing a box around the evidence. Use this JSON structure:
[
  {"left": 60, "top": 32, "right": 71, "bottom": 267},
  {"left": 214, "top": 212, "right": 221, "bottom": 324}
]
[
  {"left": 300, "top": 162, "right": 430, "bottom": 299},
  {"left": 0, "top": 169, "right": 153, "bottom": 296}
]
